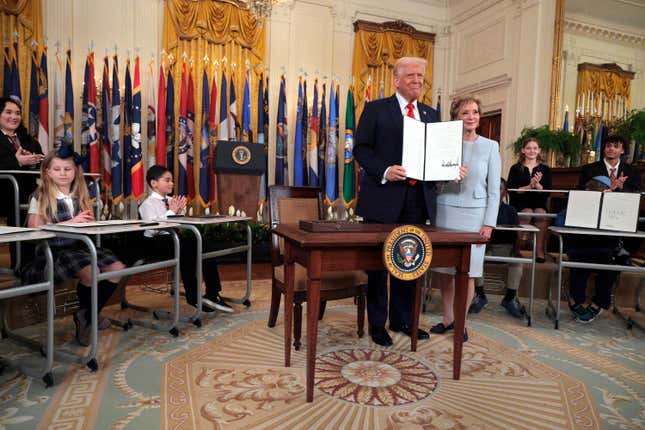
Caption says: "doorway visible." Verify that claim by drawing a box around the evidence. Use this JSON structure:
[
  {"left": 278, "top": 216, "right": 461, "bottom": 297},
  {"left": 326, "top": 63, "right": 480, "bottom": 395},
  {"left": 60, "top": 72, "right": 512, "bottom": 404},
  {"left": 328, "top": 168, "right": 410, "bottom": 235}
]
[{"left": 478, "top": 110, "right": 501, "bottom": 143}]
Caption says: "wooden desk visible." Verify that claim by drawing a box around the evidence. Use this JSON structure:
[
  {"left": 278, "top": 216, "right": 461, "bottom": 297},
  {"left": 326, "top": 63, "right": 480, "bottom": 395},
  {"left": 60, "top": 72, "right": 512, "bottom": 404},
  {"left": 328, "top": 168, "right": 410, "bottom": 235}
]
[{"left": 273, "top": 223, "right": 484, "bottom": 402}]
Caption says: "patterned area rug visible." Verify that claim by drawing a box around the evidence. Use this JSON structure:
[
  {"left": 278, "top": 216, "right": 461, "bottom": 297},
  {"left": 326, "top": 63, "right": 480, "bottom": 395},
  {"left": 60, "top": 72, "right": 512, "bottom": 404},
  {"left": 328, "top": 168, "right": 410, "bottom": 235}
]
[{"left": 0, "top": 280, "right": 642, "bottom": 430}]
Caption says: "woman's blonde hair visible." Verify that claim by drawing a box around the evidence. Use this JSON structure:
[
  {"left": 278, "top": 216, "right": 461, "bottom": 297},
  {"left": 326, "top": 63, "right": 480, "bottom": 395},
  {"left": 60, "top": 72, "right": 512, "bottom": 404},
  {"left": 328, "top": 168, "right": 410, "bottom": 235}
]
[
  {"left": 517, "top": 137, "right": 543, "bottom": 164},
  {"left": 37, "top": 151, "right": 90, "bottom": 221},
  {"left": 449, "top": 96, "right": 483, "bottom": 120}
]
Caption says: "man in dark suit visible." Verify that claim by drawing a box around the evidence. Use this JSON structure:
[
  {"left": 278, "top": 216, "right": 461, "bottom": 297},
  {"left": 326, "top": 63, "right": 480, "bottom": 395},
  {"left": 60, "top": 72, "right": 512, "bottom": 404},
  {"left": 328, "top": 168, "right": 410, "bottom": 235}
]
[
  {"left": 578, "top": 135, "right": 641, "bottom": 192},
  {"left": 353, "top": 57, "right": 438, "bottom": 346}
]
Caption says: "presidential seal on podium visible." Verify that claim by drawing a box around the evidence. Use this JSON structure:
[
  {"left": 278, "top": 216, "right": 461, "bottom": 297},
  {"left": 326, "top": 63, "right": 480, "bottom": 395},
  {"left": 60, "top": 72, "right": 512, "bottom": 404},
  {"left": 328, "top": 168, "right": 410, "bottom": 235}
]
[{"left": 383, "top": 225, "right": 432, "bottom": 280}]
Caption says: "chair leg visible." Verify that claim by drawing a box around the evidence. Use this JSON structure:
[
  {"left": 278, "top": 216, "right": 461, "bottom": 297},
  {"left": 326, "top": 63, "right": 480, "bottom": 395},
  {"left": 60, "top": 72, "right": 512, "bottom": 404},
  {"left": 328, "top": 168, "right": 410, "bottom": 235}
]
[
  {"left": 267, "top": 286, "right": 281, "bottom": 328},
  {"left": 294, "top": 302, "right": 302, "bottom": 350},
  {"left": 357, "top": 293, "right": 365, "bottom": 338},
  {"left": 319, "top": 300, "right": 327, "bottom": 320}
]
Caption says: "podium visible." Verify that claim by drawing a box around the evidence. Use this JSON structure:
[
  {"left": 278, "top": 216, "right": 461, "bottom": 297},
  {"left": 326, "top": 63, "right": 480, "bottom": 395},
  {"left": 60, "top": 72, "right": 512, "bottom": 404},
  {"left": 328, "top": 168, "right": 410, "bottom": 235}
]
[{"left": 214, "top": 141, "right": 267, "bottom": 219}]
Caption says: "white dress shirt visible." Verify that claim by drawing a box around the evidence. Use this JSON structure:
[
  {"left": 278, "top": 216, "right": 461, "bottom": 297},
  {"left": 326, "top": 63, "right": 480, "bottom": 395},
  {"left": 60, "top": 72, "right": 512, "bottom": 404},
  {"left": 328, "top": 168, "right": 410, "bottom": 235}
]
[{"left": 138, "top": 191, "right": 184, "bottom": 237}]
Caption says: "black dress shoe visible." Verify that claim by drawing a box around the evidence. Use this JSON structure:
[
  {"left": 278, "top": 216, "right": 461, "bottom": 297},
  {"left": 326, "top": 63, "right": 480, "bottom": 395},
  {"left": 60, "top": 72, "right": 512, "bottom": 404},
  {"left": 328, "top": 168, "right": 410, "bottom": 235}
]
[
  {"left": 390, "top": 324, "right": 430, "bottom": 340},
  {"left": 369, "top": 326, "right": 393, "bottom": 346},
  {"left": 430, "top": 322, "right": 454, "bottom": 334}
]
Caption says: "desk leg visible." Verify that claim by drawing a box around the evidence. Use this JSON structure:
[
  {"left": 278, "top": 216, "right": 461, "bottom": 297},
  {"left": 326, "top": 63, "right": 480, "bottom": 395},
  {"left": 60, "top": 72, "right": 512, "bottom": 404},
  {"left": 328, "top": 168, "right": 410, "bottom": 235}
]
[
  {"left": 453, "top": 248, "right": 470, "bottom": 380},
  {"left": 306, "top": 250, "right": 322, "bottom": 403},
  {"left": 528, "top": 231, "right": 536, "bottom": 327},
  {"left": 411, "top": 277, "right": 423, "bottom": 352},
  {"left": 284, "top": 245, "right": 294, "bottom": 368}
]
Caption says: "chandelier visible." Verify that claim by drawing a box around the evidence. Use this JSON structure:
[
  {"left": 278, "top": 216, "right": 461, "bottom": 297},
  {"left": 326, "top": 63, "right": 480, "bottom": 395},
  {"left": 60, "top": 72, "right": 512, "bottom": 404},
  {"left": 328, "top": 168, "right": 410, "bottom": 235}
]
[{"left": 247, "top": 0, "right": 276, "bottom": 19}]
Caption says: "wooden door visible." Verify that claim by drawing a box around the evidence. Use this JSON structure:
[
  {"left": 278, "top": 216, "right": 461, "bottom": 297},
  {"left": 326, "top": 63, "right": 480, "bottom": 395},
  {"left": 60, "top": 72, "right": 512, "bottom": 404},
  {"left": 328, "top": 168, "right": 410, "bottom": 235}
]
[{"left": 478, "top": 111, "right": 501, "bottom": 143}]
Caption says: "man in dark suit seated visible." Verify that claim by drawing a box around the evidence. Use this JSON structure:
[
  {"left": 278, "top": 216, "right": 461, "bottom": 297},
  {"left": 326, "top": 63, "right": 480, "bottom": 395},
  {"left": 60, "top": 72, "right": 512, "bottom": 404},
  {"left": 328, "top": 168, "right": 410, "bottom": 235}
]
[
  {"left": 353, "top": 57, "right": 439, "bottom": 346},
  {"left": 578, "top": 135, "right": 641, "bottom": 193}
]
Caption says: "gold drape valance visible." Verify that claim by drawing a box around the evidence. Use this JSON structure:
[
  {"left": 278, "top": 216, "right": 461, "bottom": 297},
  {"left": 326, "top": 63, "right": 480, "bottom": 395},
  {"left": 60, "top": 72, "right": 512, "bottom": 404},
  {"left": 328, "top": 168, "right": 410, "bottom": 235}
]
[
  {"left": 0, "top": 0, "right": 29, "bottom": 14},
  {"left": 351, "top": 20, "right": 434, "bottom": 120},
  {"left": 162, "top": 0, "right": 266, "bottom": 210},
  {"left": 163, "top": 0, "right": 264, "bottom": 58},
  {"left": 575, "top": 63, "right": 634, "bottom": 121},
  {"left": 0, "top": 0, "right": 43, "bottom": 120}
]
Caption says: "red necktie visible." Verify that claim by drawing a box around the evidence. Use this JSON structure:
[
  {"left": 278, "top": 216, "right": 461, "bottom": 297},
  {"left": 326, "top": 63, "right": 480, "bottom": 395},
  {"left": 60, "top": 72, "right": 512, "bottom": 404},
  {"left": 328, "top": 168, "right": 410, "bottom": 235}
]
[
  {"left": 7, "top": 134, "right": 20, "bottom": 152},
  {"left": 405, "top": 103, "right": 417, "bottom": 186},
  {"left": 162, "top": 198, "right": 169, "bottom": 210},
  {"left": 609, "top": 167, "right": 616, "bottom": 181}
]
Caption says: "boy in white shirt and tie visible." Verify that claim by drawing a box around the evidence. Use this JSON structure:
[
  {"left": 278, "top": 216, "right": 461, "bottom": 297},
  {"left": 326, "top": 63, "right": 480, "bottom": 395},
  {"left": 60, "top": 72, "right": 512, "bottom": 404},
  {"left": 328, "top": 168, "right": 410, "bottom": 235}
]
[{"left": 139, "top": 165, "right": 233, "bottom": 313}]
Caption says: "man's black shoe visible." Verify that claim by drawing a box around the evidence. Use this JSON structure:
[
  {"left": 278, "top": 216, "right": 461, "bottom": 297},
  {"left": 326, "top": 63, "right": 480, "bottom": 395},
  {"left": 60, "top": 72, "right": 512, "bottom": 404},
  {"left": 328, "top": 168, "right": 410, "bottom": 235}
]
[
  {"left": 369, "top": 326, "right": 393, "bottom": 346},
  {"left": 390, "top": 324, "right": 430, "bottom": 339}
]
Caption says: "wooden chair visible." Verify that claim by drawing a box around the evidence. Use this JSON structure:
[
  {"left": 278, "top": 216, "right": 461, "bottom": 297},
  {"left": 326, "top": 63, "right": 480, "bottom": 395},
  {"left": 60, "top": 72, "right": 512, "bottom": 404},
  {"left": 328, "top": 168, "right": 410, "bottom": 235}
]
[{"left": 267, "top": 185, "right": 367, "bottom": 350}]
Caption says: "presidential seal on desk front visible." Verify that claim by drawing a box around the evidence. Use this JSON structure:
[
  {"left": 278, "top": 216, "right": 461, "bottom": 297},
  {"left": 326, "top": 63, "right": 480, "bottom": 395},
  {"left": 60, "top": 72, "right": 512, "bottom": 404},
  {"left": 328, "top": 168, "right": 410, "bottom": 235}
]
[{"left": 384, "top": 225, "right": 432, "bottom": 280}]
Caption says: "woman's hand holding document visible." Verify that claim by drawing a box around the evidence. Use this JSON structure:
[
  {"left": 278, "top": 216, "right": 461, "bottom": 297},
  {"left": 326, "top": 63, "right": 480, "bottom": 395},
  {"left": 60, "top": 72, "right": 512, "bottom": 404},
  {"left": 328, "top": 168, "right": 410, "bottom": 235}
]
[{"left": 402, "top": 117, "right": 463, "bottom": 181}]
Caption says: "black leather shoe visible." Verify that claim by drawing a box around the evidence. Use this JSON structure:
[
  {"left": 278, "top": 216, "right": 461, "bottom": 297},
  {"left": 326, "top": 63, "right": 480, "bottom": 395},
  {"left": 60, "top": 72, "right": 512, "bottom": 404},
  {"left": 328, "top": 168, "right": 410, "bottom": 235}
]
[
  {"left": 369, "top": 326, "right": 393, "bottom": 346},
  {"left": 430, "top": 322, "right": 454, "bottom": 334},
  {"left": 390, "top": 324, "right": 430, "bottom": 340}
]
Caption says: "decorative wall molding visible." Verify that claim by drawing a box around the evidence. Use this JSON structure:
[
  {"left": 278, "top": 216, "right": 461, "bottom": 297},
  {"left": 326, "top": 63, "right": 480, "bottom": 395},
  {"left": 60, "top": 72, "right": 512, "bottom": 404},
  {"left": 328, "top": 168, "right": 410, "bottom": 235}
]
[
  {"left": 564, "top": 17, "right": 645, "bottom": 46},
  {"left": 452, "top": 73, "right": 512, "bottom": 97},
  {"left": 563, "top": 45, "right": 644, "bottom": 74},
  {"left": 330, "top": 2, "right": 356, "bottom": 33},
  {"left": 352, "top": 19, "right": 435, "bottom": 41}
]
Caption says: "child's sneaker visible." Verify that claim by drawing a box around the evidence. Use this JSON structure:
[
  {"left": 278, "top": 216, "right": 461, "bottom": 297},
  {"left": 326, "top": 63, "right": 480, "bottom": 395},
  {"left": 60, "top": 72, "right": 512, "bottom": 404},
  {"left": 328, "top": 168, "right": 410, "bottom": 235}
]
[
  {"left": 571, "top": 303, "right": 595, "bottom": 323},
  {"left": 203, "top": 294, "right": 234, "bottom": 313},
  {"left": 587, "top": 305, "right": 603, "bottom": 319}
]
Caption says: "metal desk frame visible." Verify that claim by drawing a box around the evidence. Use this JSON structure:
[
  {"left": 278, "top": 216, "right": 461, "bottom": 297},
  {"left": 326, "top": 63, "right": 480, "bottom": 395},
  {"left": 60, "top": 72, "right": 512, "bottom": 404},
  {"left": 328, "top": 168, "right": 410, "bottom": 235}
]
[
  {"left": 484, "top": 224, "right": 538, "bottom": 326},
  {"left": 0, "top": 229, "right": 55, "bottom": 386},
  {"left": 127, "top": 216, "right": 253, "bottom": 327},
  {"left": 0, "top": 171, "right": 102, "bottom": 270},
  {"left": 548, "top": 226, "right": 645, "bottom": 329},
  {"left": 41, "top": 221, "right": 181, "bottom": 371}
]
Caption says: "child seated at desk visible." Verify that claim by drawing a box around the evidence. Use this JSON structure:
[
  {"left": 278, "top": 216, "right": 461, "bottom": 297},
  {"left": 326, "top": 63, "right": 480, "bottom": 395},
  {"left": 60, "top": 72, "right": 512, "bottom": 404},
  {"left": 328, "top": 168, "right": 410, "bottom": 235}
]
[
  {"left": 138, "top": 165, "right": 232, "bottom": 313},
  {"left": 471, "top": 178, "right": 525, "bottom": 318},
  {"left": 555, "top": 175, "right": 620, "bottom": 323},
  {"left": 23, "top": 146, "right": 126, "bottom": 346}
]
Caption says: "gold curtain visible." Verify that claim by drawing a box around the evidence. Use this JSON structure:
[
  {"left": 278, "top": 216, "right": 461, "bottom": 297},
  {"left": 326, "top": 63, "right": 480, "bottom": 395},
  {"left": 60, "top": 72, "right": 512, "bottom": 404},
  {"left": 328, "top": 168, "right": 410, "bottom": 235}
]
[
  {"left": 0, "top": 0, "right": 44, "bottom": 124},
  {"left": 575, "top": 63, "right": 634, "bottom": 122},
  {"left": 162, "top": 0, "right": 265, "bottom": 206},
  {"left": 351, "top": 20, "right": 434, "bottom": 121}
]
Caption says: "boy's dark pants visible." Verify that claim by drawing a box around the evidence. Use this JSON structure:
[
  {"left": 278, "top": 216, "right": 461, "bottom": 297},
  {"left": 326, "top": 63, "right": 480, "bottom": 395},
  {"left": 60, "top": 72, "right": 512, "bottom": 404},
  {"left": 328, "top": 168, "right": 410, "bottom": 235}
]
[
  {"left": 144, "top": 234, "right": 222, "bottom": 305},
  {"left": 568, "top": 248, "right": 618, "bottom": 309}
]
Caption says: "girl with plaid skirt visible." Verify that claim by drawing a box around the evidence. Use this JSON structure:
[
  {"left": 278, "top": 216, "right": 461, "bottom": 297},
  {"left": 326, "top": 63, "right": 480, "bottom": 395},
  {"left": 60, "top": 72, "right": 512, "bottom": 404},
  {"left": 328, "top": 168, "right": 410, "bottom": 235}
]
[{"left": 24, "top": 148, "right": 126, "bottom": 346}]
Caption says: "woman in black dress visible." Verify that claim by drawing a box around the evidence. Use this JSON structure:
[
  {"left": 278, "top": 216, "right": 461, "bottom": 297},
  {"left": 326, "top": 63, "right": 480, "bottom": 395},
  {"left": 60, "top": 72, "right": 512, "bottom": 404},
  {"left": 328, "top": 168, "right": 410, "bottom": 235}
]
[
  {"left": 507, "top": 137, "right": 552, "bottom": 262},
  {"left": 0, "top": 96, "right": 45, "bottom": 219},
  {"left": 0, "top": 96, "right": 45, "bottom": 266}
]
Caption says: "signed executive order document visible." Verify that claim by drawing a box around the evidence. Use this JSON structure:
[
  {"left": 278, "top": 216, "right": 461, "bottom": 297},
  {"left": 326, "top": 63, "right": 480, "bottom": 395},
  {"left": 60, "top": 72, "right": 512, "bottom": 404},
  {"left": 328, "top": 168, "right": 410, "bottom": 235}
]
[{"left": 402, "top": 117, "right": 463, "bottom": 181}]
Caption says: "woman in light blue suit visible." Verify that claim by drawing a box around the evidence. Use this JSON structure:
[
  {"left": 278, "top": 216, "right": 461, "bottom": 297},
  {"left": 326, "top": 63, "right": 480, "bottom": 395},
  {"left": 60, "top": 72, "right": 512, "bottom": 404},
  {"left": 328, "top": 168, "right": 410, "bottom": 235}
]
[{"left": 430, "top": 96, "right": 501, "bottom": 339}]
